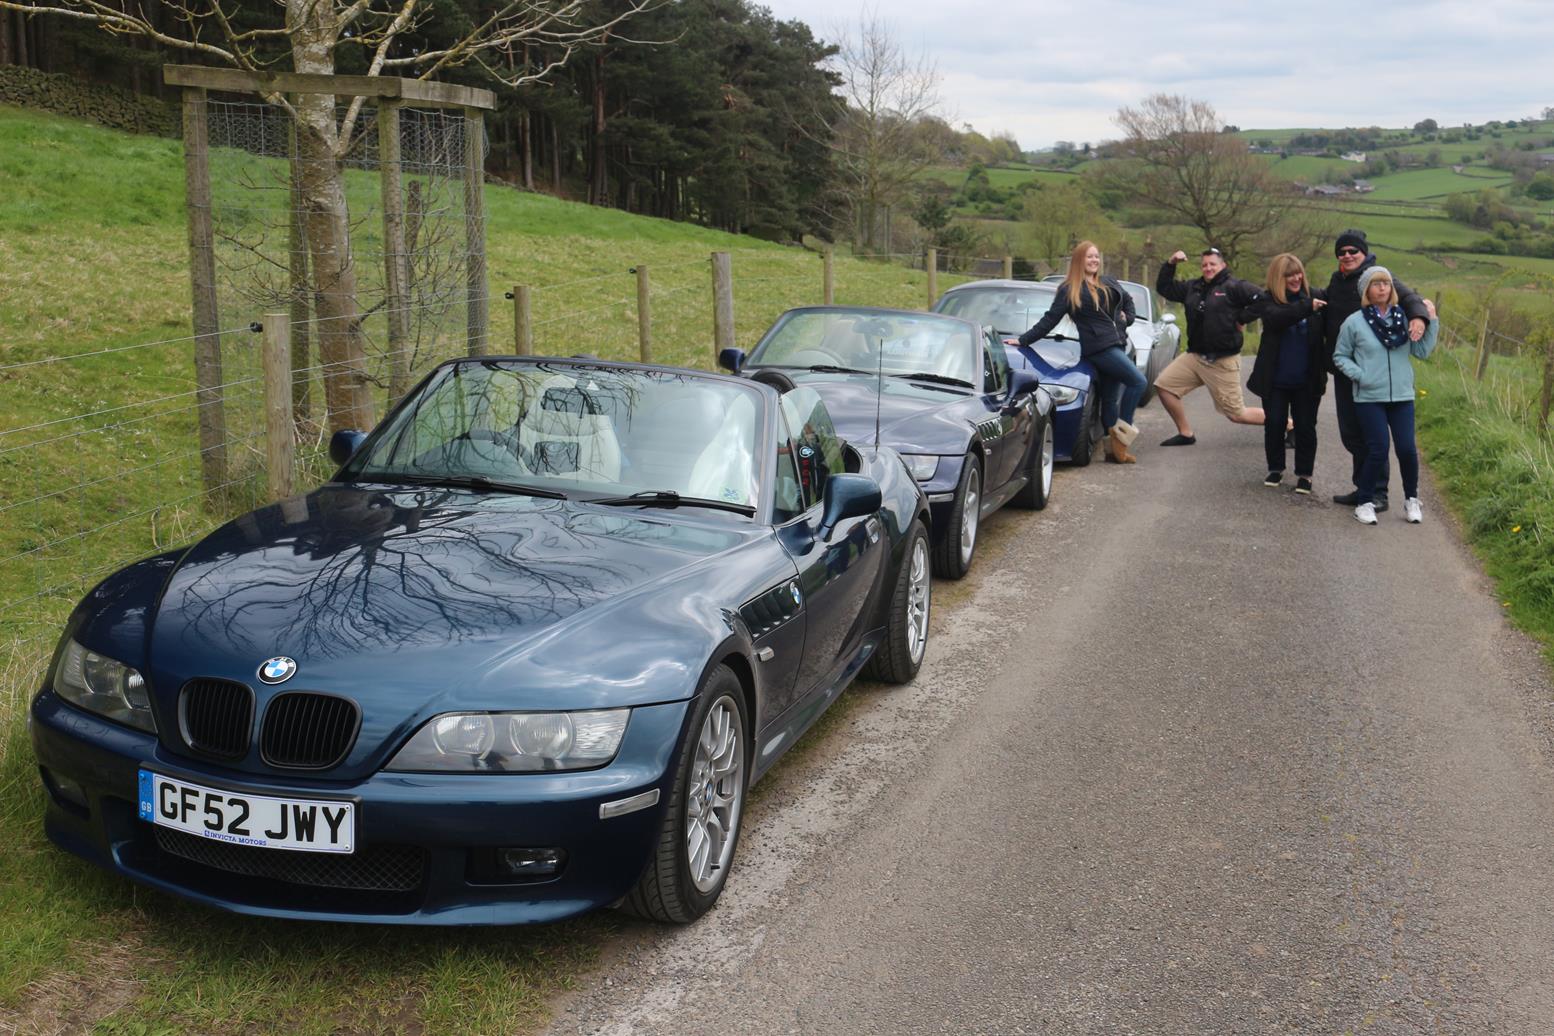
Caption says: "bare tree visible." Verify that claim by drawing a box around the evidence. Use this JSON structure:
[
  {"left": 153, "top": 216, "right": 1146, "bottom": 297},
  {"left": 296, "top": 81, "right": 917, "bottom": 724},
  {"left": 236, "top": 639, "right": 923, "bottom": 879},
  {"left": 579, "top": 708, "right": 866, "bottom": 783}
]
[
  {"left": 823, "top": 11, "right": 945, "bottom": 253},
  {"left": 1, "top": 0, "right": 657, "bottom": 431},
  {"left": 1105, "top": 94, "right": 1320, "bottom": 265}
]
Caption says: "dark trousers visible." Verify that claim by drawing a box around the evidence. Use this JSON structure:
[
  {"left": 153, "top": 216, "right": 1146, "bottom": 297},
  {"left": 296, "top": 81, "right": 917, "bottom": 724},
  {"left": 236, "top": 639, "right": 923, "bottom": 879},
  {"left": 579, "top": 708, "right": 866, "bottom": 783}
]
[
  {"left": 1355, "top": 400, "right": 1418, "bottom": 504},
  {"left": 1089, "top": 345, "right": 1147, "bottom": 429},
  {"left": 1263, "top": 385, "right": 1319, "bottom": 476},
  {"left": 1334, "top": 373, "right": 1388, "bottom": 496}
]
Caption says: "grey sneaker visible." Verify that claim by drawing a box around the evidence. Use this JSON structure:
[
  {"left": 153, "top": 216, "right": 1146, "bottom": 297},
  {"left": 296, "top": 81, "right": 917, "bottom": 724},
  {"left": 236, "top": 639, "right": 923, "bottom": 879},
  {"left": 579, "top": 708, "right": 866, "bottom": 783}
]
[
  {"left": 1354, "top": 502, "right": 1378, "bottom": 525},
  {"left": 1404, "top": 497, "right": 1423, "bottom": 523}
]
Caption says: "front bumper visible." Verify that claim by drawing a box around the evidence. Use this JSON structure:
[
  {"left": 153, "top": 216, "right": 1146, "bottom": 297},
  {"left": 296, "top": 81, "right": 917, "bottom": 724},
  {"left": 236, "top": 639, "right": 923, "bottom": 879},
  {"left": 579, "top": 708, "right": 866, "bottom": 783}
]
[{"left": 30, "top": 689, "right": 690, "bottom": 925}]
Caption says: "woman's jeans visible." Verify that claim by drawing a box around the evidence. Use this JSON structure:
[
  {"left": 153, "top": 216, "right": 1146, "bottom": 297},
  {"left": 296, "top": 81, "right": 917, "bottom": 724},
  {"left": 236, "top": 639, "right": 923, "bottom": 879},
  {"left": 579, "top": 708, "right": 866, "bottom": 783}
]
[
  {"left": 1089, "top": 346, "right": 1147, "bottom": 429},
  {"left": 1355, "top": 400, "right": 1418, "bottom": 504},
  {"left": 1263, "top": 385, "right": 1319, "bottom": 476}
]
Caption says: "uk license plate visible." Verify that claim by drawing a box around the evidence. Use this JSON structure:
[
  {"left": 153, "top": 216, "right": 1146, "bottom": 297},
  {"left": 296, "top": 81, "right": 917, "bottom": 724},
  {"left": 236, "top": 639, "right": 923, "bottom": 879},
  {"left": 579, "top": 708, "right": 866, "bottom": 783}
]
[{"left": 138, "top": 770, "right": 354, "bottom": 853}]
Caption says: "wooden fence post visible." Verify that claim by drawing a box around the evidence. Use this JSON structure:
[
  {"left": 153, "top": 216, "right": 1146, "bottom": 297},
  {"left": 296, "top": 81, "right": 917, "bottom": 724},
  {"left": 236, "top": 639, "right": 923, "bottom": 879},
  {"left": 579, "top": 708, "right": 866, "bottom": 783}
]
[
  {"left": 263, "top": 313, "right": 295, "bottom": 501},
  {"left": 511, "top": 286, "right": 532, "bottom": 355},
  {"left": 711, "top": 251, "right": 734, "bottom": 360},
  {"left": 1475, "top": 305, "right": 1492, "bottom": 381},
  {"left": 635, "top": 265, "right": 652, "bottom": 363},
  {"left": 464, "top": 107, "right": 489, "bottom": 356},
  {"left": 379, "top": 100, "right": 412, "bottom": 401},
  {"left": 1002, "top": 255, "right": 1013, "bottom": 280},
  {"left": 926, "top": 247, "right": 938, "bottom": 309},
  {"left": 287, "top": 118, "right": 311, "bottom": 430},
  {"left": 180, "top": 86, "right": 227, "bottom": 495},
  {"left": 1122, "top": 255, "right": 1132, "bottom": 282},
  {"left": 823, "top": 248, "right": 834, "bottom": 306},
  {"left": 1539, "top": 329, "right": 1554, "bottom": 435}
]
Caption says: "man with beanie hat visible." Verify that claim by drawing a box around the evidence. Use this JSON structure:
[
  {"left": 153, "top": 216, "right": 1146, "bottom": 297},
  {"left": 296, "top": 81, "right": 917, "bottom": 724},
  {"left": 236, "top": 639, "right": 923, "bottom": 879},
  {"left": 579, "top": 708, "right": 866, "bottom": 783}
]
[{"left": 1322, "top": 229, "right": 1430, "bottom": 511}]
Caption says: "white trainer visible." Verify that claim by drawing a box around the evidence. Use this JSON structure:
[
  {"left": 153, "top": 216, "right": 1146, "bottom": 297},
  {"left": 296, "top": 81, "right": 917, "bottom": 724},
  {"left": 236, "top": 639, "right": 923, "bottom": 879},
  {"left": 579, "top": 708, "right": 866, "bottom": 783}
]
[
  {"left": 1354, "top": 502, "right": 1378, "bottom": 525},
  {"left": 1404, "top": 497, "right": 1423, "bottom": 523}
]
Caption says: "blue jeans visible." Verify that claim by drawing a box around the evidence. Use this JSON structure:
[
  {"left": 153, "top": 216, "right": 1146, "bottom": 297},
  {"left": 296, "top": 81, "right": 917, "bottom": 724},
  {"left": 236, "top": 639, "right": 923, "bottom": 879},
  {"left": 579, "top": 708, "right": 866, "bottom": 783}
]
[
  {"left": 1088, "top": 346, "right": 1147, "bottom": 429},
  {"left": 1355, "top": 400, "right": 1418, "bottom": 504}
]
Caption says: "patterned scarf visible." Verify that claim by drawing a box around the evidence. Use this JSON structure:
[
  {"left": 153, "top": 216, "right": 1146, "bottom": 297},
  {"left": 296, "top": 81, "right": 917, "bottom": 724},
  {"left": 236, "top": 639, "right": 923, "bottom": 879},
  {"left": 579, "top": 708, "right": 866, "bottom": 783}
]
[{"left": 1363, "top": 304, "right": 1409, "bottom": 350}]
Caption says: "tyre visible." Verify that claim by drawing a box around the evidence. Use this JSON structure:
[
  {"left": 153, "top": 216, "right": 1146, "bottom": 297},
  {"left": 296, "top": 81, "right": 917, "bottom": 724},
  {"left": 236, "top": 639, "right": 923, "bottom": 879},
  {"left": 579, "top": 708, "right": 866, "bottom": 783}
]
[
  {"left": 1069, "top": 390, "right": 1099, "bottom": 468},
  {"left": 1012, "top": 419, "right": 1053, "bottom": 510},
  {"left": 623, "top": 667, "right": 748, "bottom": 924},
  {"left": 931, "top": 453, "right": 981, "bottom": 579},
  {"left": 864, "top": 521, "right": 931, "bottom": 684}
]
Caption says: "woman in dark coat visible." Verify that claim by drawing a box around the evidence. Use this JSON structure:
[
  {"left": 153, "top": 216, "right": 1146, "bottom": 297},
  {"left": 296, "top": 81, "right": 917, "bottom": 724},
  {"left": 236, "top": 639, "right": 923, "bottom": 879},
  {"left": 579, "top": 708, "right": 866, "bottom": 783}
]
[
  {"left": 1014, "top": 240, "right": 1144, "bottom": 462},
  {"left": 1241, "top": 253, "right": 1328, "bottom": 494}
]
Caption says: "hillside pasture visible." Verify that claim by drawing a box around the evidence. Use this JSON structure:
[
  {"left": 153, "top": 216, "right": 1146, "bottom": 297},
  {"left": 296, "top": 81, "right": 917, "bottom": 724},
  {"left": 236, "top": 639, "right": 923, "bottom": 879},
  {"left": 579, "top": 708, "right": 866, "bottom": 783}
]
[{"left": 1363, "top": 167, "right": 1515, "bottom": 200}]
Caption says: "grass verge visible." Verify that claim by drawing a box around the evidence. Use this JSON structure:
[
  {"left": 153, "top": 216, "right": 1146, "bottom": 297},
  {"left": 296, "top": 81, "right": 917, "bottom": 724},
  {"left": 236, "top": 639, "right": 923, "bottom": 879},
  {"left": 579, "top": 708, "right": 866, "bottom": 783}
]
[{"left": 1415, "top": 347, "right": 1554, "bottom": 664}]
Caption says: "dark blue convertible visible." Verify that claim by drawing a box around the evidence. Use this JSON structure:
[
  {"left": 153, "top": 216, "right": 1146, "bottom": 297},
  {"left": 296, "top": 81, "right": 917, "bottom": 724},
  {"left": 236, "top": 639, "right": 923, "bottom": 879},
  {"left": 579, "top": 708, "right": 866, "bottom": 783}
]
[
  {"left": 726, "top": 306, "right": 1054, "bottom": 580},
  {"left": 933, "top": 280, "right": 1110, "bottom": 466},
  {"left": 30, "top": 357, "right": 930, "bottom": 925}
]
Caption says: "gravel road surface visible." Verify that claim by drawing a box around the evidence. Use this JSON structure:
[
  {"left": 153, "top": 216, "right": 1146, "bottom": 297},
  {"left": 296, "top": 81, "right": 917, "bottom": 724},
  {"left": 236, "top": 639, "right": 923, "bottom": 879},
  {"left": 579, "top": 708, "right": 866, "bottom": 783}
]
[{"left": 546, "top": 380, "right": 1554, "bottom": 1035}]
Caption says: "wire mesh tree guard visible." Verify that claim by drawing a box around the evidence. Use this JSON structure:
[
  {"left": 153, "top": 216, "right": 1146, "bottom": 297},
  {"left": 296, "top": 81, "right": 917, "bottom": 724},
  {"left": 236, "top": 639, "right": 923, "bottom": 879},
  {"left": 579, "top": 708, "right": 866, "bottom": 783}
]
[{"left": 164, "top": 65, "right": 495, "bottom": 495}]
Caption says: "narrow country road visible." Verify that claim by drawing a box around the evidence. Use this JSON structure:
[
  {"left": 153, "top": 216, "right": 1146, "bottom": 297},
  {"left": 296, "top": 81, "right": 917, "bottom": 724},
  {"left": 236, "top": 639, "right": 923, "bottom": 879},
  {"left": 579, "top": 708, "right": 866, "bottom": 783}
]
[{"left": 545, "top": 381, "right": 1554, "bottom": 1035}]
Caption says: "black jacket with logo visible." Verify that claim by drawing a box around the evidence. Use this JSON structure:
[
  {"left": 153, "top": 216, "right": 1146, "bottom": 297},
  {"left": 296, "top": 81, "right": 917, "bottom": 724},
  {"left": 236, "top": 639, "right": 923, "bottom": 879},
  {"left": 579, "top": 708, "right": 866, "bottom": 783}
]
[
  {"left": 1016, "top": 275, "right": 1136, "bottom": 358},
  {"left": 1156, "top": 262, "right": 1262, "bottom": 356},
  {"left": 1320, "top": 253, "right": 1430, "bottom": 374}
]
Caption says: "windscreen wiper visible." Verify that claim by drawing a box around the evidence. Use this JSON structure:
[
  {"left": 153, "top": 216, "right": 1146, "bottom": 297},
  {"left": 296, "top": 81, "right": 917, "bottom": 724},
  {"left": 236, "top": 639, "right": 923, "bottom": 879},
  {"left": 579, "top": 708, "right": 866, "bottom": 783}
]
[
  {"left": 803, "top": 363, "right": 873, "bottom": 375},
  {"left": 592, "top": 490, "right": 755, "bottom": 516},
  {"left": 888, "top": 372, "right": 974, "bottom": 388},
  {"left": 351, "top": 472, "right": 568, "bottom": 500}
]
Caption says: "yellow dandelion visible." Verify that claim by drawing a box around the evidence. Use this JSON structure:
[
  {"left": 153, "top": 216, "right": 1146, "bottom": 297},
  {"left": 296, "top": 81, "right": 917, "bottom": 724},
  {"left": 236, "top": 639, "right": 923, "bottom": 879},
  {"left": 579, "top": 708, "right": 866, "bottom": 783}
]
[
  {"left": 1419, "top": 388, "right": 1429, "bottom": 396},
  {"left": 1503, "top": 601, "right": 1512, "bottom": 607},
  {"left": 1512, "top": 525, "right": 1522, "bottom": 533}
]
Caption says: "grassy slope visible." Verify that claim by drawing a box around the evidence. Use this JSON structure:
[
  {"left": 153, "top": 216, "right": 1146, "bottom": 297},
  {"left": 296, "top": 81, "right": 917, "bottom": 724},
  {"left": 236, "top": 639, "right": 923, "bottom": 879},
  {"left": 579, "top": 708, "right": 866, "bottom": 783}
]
[{"left": 0, "top": 104, "right": 946, "bottom": 1034}]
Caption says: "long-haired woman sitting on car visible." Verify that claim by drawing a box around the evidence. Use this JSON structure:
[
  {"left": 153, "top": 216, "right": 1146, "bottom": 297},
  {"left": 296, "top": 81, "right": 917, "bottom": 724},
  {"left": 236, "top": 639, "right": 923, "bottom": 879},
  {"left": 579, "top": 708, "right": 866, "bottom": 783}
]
[{"left": 1013, "top": 240, "right": 1145, "bottom": 463}]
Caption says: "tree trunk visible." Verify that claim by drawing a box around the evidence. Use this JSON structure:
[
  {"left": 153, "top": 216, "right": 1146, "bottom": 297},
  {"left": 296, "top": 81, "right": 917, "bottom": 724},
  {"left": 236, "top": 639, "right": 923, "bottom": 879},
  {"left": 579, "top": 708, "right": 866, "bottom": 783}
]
[
  {"left": 0, "top": 10, "right": 12, "bottom": 66},
  {"left": 16, "top": 10, "right": 30, "bottom": 67},
  {"left": 551, "top": 118, "right": 561, "bottom": 195},
  {"left": 588, "top": 51, "right": 607, "bottom": 206},
  {"left": 288, "top": 1, "right": 373, "bottom": 433}
]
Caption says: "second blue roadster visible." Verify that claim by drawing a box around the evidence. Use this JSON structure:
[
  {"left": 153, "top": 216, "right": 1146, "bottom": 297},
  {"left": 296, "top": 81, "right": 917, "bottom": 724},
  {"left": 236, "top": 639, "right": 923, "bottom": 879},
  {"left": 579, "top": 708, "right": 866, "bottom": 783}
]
[
  {"left": 31, "top": 357, "right": 930, "bottom": 926},
  {"left": 724, "top": 306, "right": 1054, "bottom": 580}
]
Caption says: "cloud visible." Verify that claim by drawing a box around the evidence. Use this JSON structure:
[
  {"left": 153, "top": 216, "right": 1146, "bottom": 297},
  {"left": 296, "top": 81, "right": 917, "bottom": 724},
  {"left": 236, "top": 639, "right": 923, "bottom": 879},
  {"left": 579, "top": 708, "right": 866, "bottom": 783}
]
[{"left": 754, "top": 0, "right": 1554, "bottom": 148}]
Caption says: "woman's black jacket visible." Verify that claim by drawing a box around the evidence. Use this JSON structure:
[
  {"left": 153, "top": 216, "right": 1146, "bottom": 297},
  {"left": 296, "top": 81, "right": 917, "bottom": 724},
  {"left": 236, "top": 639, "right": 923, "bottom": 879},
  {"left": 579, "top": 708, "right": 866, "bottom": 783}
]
[
  {"left": 1240, "top": 289, "right": 1330, "bottom": 399},
  {"left": 1016, "top": 276, "right": 1135, "bottom": 358}
]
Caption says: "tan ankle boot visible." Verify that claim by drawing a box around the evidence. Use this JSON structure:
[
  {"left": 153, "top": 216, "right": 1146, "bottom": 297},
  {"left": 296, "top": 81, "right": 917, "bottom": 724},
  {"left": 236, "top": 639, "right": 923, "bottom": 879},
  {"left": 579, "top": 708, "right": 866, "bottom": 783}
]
[{"left": 1109, "top": 426, "right": 1137, "bottom": 463}]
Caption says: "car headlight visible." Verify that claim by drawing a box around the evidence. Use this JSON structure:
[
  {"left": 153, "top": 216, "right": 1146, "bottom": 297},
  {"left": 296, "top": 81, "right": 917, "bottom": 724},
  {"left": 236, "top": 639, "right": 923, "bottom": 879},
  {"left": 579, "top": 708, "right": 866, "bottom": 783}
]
[
  {"left": 1046, "top": 385, "right": 1080, "bottom": 405},
  {"left": 53, "top": 639, "right": 155, "bottom": 733},
  {"left": 386, "top": 709, "right": 630, "bottom": 772},
  {"left": 902, "top": 455, "right": 940, "bottom": 481}
]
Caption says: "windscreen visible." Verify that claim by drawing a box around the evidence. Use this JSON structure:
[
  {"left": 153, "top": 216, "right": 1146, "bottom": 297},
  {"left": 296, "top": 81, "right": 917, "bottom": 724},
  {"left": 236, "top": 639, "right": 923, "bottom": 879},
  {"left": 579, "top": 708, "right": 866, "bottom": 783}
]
[{"left": 750, "top": 310, "right": 977, "bottom": 386}]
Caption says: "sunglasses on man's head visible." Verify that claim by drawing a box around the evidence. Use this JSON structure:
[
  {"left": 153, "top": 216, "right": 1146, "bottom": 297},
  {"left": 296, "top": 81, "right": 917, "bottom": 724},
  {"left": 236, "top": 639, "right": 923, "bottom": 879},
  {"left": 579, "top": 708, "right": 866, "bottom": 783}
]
[
  {"left": 1201, "top": 248, "right": 1223, "bottom": 257},
  {"left": 1337, "top": 247, "right": 1363, "bottom": 257}
]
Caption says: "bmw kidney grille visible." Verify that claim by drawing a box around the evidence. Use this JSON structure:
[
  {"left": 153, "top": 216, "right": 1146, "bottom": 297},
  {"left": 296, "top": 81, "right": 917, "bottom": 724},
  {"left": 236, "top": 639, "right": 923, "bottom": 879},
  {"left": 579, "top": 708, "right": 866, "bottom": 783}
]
[
  {"left": 178, "top": 678, "right": 255, "bottom": 760},
  {"left": 260, "top": 691, "right": 361, "bottom": 770}
]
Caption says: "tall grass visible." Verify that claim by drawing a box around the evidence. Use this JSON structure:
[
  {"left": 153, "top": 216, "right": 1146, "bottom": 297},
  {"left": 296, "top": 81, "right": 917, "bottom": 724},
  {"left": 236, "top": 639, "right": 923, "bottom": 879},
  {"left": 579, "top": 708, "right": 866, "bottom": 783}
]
[{"left": 1415, "top": 346, "right": 1554, "bottom": 660}]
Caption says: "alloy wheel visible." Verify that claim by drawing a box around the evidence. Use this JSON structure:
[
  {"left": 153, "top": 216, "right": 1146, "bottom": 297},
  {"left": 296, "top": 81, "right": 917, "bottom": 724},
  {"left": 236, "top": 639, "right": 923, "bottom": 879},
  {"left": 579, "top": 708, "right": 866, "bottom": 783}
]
[
  {"left": 906, "top": 536, "right": 930, "bottom": 665},
  {"left": 685, "top": 694, "right": 744, "bottom": 893}
]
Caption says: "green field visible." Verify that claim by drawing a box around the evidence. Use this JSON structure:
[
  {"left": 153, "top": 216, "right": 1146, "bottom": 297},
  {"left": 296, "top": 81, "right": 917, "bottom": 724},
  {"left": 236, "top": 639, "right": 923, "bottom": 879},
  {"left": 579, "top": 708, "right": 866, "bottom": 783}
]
[
  {"left": 0, "top": 104, "right": 953, "bottom": 1035},
  {"left": 1361, "top": 166, "right": 1515, "bottom": 200}
]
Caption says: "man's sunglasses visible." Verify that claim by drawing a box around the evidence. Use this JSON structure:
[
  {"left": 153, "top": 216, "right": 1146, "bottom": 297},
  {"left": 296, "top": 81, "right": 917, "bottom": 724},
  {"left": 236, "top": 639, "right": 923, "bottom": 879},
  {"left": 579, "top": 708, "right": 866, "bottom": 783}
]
[{"left": 1336, "top": 247, "right": 1363, "bottom": 257}]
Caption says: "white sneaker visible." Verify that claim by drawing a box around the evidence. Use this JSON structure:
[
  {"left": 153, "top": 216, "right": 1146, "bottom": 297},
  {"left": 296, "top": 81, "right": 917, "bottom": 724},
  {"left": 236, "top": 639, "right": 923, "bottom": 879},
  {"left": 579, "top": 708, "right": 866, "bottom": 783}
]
[
  {"left": 1354, "top": 502, "right": 1378, "bottom": 525},
  {"left": 1404, "top": 497, "right": 1423, "bottom": 523}
]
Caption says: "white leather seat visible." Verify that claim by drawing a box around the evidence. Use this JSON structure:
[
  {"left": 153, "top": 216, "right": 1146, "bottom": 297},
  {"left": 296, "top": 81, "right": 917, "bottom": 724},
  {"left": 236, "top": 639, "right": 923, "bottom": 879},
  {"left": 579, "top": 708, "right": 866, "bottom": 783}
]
[{"left": 516, "top": 378, "right": 622, "bottom": 483}]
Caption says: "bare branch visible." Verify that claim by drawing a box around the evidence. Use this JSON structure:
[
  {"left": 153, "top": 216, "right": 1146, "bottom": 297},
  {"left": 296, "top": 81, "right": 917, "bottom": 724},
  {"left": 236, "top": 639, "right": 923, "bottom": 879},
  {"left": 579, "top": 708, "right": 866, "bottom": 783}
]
[{"left": 0, "top": 0, "right": 241, "bottom": 63}]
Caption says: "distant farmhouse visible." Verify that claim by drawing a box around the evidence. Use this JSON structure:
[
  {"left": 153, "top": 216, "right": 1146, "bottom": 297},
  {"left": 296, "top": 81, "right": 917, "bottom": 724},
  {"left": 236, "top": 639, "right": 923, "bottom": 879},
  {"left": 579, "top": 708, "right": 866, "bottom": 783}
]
[{"left": 1341, "top": 151, "right": 1367, "bottom": 163}]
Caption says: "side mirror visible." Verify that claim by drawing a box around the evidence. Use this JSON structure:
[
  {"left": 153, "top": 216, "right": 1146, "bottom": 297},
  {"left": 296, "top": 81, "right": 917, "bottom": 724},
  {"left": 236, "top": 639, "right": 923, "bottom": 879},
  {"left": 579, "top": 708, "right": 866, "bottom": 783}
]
[
  {"left": 1161, "top": 312, "right": 1177, "bottom": 324},
  {"left": 718, "top": 347, "right": 746, "bottom": 374},
  {"left": 816, "top": 474, "right": 882, "bottom": 540},
  {"left": 1007, "top": 369, "right": 1040, "bottom": 400},
  {"left": 329, "top": 429, "right": 368, "bottom": 466}
]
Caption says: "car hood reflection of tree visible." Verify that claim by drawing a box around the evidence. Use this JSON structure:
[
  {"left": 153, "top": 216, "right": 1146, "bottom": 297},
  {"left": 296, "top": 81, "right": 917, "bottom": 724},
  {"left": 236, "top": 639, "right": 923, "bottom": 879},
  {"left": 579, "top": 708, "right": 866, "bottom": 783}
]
[{"left": 148, "top": 485, "right": 749, "bottom": 710}]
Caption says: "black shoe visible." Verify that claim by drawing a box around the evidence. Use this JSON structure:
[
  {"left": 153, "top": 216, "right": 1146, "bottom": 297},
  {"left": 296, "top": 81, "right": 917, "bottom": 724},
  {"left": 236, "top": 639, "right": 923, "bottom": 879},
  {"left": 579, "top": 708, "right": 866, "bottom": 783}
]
[
  {"left": 1160, "top": 433, "right": 1197, "bottom": 446},
  {"left": 1264, "top": 471, "right": 1283, "bottom": 487},
  {"left": 1295, "top": 477, "right": 1312, "bottom": 495},
  {"left": 1333, "top": 490, "right": 1361, "bottom": 506},
  {"left": 1373, "top": 496, "right": 1389, "bottom": 514}
]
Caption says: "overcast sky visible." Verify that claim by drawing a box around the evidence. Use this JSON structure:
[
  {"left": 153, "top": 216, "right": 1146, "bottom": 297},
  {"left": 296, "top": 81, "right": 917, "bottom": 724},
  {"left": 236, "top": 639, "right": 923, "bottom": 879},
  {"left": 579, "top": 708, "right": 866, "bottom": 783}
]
[{"left": 754, "top": 0, "right": 1553, "bottom": 149}]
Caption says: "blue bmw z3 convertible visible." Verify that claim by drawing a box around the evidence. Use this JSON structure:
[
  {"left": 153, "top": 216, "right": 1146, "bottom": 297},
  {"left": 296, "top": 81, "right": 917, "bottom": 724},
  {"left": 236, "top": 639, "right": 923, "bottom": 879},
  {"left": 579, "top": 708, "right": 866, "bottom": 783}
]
[{"left": 31, "top": 357, "right": 931, "bottom": 925}]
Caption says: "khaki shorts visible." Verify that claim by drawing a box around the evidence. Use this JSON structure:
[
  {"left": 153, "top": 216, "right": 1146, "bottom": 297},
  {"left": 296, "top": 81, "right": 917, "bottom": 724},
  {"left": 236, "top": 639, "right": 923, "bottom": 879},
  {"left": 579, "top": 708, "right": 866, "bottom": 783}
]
[{"left": 1154, "top": 353, "right": 1247, "bottom": 418}]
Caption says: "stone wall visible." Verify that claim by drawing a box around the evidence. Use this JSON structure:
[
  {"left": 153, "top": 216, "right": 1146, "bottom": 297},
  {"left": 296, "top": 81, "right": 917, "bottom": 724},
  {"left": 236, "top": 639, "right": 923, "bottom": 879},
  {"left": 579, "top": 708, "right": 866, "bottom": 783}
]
[{"left": 0, "top": 65, "right": 178, "bottom": 136}]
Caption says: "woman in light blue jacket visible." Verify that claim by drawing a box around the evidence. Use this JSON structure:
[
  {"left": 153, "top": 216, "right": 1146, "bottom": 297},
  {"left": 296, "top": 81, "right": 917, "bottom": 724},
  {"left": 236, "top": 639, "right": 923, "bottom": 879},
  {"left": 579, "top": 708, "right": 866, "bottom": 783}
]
[{"left": 1331, "top": 266, "right": 1438, "bottom": 526}]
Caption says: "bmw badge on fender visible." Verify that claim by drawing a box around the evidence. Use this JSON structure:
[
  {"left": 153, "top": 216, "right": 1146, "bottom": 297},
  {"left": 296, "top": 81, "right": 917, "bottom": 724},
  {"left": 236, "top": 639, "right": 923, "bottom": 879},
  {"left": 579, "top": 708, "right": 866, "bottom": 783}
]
[{"left": 30, "top": 356, "right": 931, "bottom": 925}]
